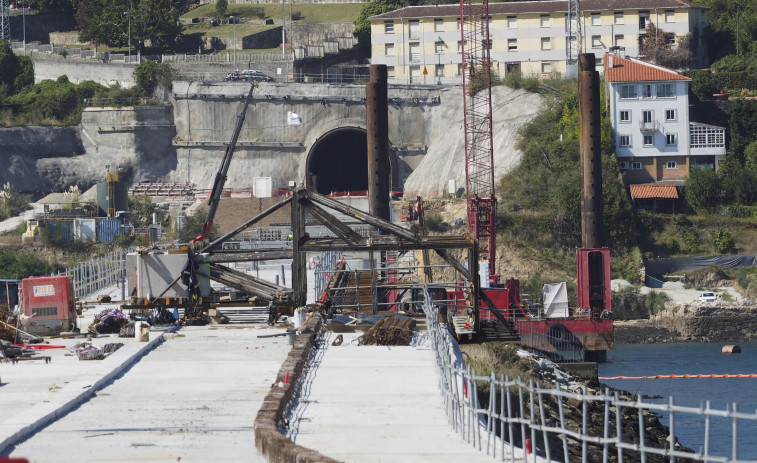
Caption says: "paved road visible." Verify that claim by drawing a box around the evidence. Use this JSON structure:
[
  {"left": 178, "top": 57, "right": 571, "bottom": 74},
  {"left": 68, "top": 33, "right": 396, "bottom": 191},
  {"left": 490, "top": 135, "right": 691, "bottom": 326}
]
[
  {"left": 288, "top": 332, "right": 519, "bottom": 463},
  {"left": 9, "top": 326, "right": 290, "bottom": 463}
]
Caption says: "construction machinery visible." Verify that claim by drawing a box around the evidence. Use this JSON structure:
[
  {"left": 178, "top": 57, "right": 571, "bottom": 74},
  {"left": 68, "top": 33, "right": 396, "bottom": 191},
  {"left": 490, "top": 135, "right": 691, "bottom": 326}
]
[
  {"left": 457, "top": 1, "right": 613, "bottom": 360},
  {"left": 192, "top": 82, "right": 257, "bottom": 244}
]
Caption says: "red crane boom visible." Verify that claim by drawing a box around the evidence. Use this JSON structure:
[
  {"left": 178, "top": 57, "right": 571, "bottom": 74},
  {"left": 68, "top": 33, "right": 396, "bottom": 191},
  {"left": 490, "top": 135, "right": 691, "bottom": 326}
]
[{"left": 460, "top": 0, "right": 498, "bottom": 283}]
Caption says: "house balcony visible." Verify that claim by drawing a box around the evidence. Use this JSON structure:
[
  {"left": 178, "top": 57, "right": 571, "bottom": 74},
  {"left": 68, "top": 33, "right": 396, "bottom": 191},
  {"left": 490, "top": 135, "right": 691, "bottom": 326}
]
[{"left": 639, "top": 121, "right": 659, "bottom": 132}]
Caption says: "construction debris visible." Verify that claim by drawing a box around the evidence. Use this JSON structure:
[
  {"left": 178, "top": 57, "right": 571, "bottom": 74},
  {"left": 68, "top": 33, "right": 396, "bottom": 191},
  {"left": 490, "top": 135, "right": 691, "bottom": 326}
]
[{"left": 358, "top": 317, "right": 417, "bottom": 346}]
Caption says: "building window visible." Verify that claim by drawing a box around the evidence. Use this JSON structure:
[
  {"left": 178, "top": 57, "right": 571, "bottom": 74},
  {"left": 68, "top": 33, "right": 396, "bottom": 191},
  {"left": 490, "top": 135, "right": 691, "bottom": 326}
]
[
  {"left": 620, "top": 110, "right": 630, "bottom": 122},
  {"left": 542, "top": 62, "right": 553, "bottom": 74},
  {"left": 387, "top": 66, "right": 395, "bottom": 78},
  {"left": 641, "top": 84, "right": 653, "bottom": 98},
  {"left": 592, "top": 35, "right": 602, "bottom": 48},
  {"left": 642, "top": 110, "right": 653, "bottom": 123},
  {"left": 665, "top": 10, "right": 675, "bottom": 23},
  {"left": 619, "top": 85, "right": 637, "bottom": 99},
  {"left": 591, "top": 13, "right": 601, "bottom": 26},
  {"left": 615, "top": 34, "right": 624, "bottom": 47},
  {"left": 619, "top": 135, "right": 631, "bottom": 147},
  {"left": 657, "top": 84, "right": 674, "bottom": 98},
  {"left": 631, "top": 161, "right": 643, "bottom": 170},
  {"left": 639, "top": 11, "right": 650, "bottom": 29},
  {"left": 666, "top": 109, "right": 676, "bottom": 121},
  {"left": 618, "top": 161, "right": 629, "bottom": 169},
  {"left": 507, "top": 16, "right": 517, "bottom": 29},
  {"left": 385, "top": 43, "right": 395, "bottom": 56},
  {"left": 409, "top": 42, "right": 420, "bottom": 62},
  {"left": 435, "top": 41, "right": 444, "bottom": 54},
  {"left": 666, "top": 35, "right": 676, "bottom": 45},
  {"left": 457, "top": 18, "right": 461, "bottom": 30},
  {"left": 541, "top": 37, "right": 551, "bottom": 50},
  {"left": 434, "top": 18, "right": 444, "bottom": 31},
  {"left": 410, "top": 65, "right": 421, "bottom": 80},
  {"left": 457, "top": 63, "right": 463, "bottom": 76},
  {"left": 409, "top": 20, "right": 420, "bottom": 39},
  {"left": 666, "top": 134, "right": 677, "bottom": 146},
  {"left": 457, "top": 41, "right": 462, "bottom": 53},
  {"left": 541, "top": 15, "right": 550, "bottom": 27},
  {"left": 483, "top": 38, "right": 492, "bottom": 51},
  {"left": 666, "top": 160, "right": 678, "bottom": 169},
  {"left": 508, "top": 38, "right": 518, "bottom": 51},
  {"left": 614, "top": 12, "right": 624, "bottom": 25},
  {"left": 384, "top": 21, "right": 394, "bottom": 34},
  {"left": 436, "top": 64, "right": 444, "bottom": 77},
  {"left": 643, "top": 134, "right": 653, "bottom": 146}
]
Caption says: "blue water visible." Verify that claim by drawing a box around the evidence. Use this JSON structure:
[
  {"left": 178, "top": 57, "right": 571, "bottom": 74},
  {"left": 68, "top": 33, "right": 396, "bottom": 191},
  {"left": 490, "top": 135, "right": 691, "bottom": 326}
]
[{"left": 599, "top": 343, "right": 757, "bottom": 459}]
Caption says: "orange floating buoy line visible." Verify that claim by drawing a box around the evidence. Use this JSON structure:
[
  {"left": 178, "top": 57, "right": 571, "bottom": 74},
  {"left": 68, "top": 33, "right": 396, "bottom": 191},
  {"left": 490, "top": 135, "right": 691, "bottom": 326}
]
[
  {"left": 600, "top": 373, "right": 757, "bottom": 380},
  {"left": 722, "top": 345, "right": 742, "bottom": 354}
]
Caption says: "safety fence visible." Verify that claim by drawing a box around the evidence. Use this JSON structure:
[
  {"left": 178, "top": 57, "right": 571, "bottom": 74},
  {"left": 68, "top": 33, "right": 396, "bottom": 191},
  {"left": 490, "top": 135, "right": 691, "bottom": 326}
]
[
  {"left": 421, "top": 286, "right": 757, "bottom": 463},
  {"left": 57, "top": 249, "right": 131, "bottom": 299}
]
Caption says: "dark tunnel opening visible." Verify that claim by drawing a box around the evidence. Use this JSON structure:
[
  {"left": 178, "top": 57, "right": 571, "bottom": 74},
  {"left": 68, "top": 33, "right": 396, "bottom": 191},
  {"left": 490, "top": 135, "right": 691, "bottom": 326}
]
[{"left": 307, "top": 128, "right": 368, "bottom": 195}]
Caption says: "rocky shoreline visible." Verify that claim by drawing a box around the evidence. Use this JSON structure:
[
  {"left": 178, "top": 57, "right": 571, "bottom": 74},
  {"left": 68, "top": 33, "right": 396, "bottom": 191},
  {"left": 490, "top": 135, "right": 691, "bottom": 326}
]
[{"left": 615, "top": 305, "right": 757, "bottom": 344}]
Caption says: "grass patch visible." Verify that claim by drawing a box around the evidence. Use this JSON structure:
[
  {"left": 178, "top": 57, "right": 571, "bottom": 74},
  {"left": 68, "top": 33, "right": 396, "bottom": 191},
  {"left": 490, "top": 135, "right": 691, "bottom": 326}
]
[
  {"left": 182, "top": 23, "right": 276, "bottom": 38},
  {"left": 181, "top": 3, "right": 362, "bottom": 23}
]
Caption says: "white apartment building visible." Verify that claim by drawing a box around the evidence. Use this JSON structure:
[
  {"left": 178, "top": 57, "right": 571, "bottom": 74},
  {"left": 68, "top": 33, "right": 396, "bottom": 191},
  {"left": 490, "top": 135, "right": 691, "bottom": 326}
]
[
  {"left": 369, "top": 0, "right": 708, "bottom": 84},
  {"left": 605, "top": 53, "right": 725, "bottom": 184}
]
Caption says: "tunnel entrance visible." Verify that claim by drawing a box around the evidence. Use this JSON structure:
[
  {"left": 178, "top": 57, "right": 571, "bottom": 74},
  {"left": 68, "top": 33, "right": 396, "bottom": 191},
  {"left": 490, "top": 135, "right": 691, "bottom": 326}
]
[{"left": 306, "top": 127, "right": 369, "bottom": 195}]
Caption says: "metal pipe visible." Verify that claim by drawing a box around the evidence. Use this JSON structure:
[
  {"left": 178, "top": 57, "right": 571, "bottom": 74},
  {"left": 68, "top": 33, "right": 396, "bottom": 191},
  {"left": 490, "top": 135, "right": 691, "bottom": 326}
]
[
  {"left": 366, "top": 65, "right": 390, "bottom": 221},
  {"left": 578, "top": 53, "right": 602, "bottom": 248}
]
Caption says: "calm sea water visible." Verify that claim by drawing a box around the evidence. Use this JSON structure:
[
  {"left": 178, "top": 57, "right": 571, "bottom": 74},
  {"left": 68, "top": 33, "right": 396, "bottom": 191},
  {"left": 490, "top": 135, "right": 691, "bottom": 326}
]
[{"left": 598, "top": 343, "right": 757, "bottom": 459}]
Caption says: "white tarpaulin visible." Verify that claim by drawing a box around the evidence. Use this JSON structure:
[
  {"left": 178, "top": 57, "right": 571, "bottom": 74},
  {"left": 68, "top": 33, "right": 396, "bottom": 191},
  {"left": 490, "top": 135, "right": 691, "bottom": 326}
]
[{"left": 543, "top": 282, "right": 569, "bottom": 318}]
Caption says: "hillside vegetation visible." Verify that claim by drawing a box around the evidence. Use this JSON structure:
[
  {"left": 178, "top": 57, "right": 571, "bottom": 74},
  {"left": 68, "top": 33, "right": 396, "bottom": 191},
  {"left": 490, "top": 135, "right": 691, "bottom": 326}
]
[{"left": 492, "top": 76, "right": 757, "bottom": 287}]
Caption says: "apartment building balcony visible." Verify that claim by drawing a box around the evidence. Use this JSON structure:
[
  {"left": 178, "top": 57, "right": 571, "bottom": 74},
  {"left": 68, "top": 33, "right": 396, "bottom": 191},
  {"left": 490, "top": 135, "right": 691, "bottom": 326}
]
[{"left": 639, "top": 120, "right": 659, "bottom": 132}]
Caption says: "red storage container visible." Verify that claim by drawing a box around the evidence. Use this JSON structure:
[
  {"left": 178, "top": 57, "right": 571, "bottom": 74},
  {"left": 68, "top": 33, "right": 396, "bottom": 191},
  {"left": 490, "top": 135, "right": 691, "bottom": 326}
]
[{"left": 21, "top": 276, "right": 76, "bottom": 335}]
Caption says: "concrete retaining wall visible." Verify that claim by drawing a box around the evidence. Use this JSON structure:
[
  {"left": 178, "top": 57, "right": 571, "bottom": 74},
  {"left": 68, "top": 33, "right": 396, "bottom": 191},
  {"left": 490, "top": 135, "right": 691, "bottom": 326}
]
[
  {"left": 253, "top": 313, "right": 339, "bottom": 463},
  {"left": 30, "top": 53, "right": 137, "bottom": 87}
]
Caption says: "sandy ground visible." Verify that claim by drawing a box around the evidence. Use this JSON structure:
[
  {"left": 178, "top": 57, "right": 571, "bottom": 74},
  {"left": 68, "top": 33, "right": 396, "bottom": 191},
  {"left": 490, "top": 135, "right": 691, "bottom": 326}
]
[{"left": 612, "top": 279, "right": 745, "bottom": 305}]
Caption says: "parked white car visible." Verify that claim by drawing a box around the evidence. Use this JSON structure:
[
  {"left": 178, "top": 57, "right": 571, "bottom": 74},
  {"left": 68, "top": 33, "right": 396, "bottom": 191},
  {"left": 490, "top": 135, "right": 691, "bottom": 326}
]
[{"left": 699, "top": 292, "right": 718, "bottom": 303}]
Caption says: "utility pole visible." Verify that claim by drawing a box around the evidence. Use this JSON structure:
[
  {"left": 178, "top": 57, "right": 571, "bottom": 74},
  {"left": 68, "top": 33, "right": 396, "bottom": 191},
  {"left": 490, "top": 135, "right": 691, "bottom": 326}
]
[
  {"left": 231, "top": 15, "right": 236, "bottom": 71},
  {"left": 124, "top": 11, "right": 131, "bottom": 63},
  {"left": 282, "top": 0, "right": 286, "bottom": 59}
]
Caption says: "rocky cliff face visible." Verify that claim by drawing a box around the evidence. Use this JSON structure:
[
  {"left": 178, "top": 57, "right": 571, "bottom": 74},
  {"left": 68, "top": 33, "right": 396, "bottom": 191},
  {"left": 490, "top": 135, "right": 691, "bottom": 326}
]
[{"left": 615, "top": 305, "right": 757, "bottom": 344}]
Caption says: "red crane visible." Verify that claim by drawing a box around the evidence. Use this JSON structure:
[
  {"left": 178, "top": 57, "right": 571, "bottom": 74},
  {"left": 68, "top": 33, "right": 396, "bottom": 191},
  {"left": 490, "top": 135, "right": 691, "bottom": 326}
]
[{"left": 460, "top": 0, "right": 498, "bottom": 284}]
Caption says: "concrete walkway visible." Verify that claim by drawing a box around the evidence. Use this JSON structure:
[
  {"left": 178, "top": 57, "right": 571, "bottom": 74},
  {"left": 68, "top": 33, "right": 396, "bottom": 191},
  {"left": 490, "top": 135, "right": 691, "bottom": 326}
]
[
  {"left": 288, "top": 332, "right": 516, "bottom": 463},
  {"left": 4, "top": 325, "right": 291, "bottom": 463}
]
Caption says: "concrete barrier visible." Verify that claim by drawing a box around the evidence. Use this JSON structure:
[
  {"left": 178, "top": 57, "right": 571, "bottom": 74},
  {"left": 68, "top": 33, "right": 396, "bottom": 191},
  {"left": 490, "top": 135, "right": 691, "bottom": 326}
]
[{"left": 253, "top": 313, "right": 340, "bottom": 463}]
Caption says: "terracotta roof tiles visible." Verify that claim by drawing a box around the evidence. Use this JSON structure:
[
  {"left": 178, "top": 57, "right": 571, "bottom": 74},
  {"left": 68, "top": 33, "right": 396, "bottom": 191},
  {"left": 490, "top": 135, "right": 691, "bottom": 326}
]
[
  {"left": 605, "top": 54, "right": 691, "bottom": 82},
  {"left": 630, "top": 184, "right": 679, "bottom": 199}
]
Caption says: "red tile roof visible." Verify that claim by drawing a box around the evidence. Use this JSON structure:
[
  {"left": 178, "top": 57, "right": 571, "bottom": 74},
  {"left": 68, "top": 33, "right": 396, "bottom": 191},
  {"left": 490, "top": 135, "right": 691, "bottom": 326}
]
[
  {"left": 605, "top": 54, "right": 691, "bottom": 83},
  {"left": 630, "top": 184, "right": 679, "bottom": 199},
  {"left": 371, "top": 0, "right": 706, "bottom": 20}
]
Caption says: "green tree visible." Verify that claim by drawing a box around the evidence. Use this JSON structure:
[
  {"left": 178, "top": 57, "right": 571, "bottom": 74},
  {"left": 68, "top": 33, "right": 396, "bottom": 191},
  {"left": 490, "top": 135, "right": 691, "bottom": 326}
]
[
  {"left": 215, "top": 0, "right": 228, "bottom": 19},
  {"left": 712, "top": 229, "right": 736, "bottom": 254},
  {"left": 77, "top": 0, "right": 182, "bottom": 52},
  {"left": 133, "top": 61, "right": 176, "bottom": 96},
  {"left": 353, "top": 0, "right": 408, "bottom": 49},
  {"left": 27, "top": 0, "right": 81, "bottom": 14},
  {"left": 684, "top": 168, "right": 721, "bottom": 213},
  {"left": 177, "top": 210, "right": 217, "bottom": 242},
  {"left": 0, "top": 39, "right": 20, "bottom": 98},
  {"left": 14, "top": 56, "right": 34, "bottom": 93}
]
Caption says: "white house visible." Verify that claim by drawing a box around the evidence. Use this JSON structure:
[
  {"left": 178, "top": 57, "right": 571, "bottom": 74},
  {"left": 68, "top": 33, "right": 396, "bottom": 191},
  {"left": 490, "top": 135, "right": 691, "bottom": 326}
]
[{"left": 605, "top": 53, "right": 725, "bottom": 184}]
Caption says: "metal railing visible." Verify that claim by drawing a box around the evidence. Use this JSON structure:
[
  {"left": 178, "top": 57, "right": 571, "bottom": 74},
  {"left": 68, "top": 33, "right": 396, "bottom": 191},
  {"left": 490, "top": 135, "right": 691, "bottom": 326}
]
[
  {"left": 57, "top": 249, "right": 131, "bottom": 299},
  {"left": 421, "top": 285, "right": 757, "bottom": 463}
]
